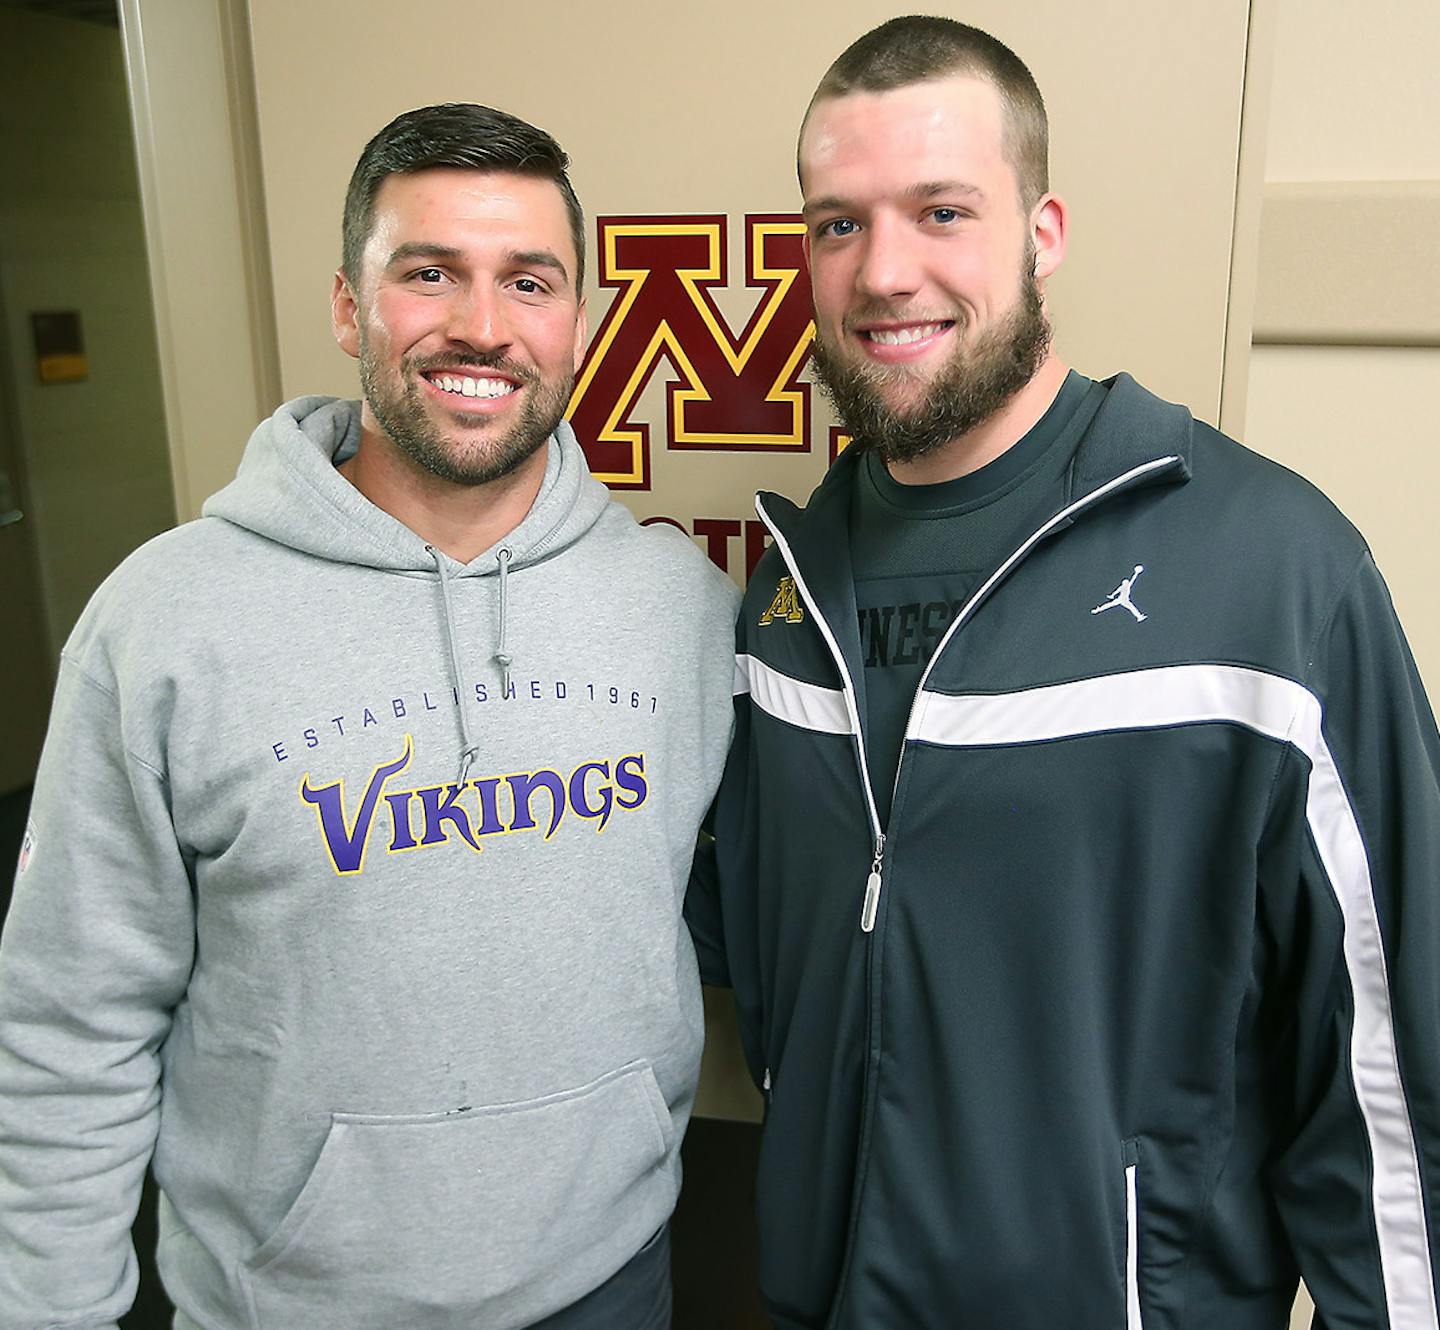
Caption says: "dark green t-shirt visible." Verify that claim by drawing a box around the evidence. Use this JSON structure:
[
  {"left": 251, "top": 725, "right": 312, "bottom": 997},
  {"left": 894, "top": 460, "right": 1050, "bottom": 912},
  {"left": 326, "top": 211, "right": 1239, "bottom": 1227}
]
[{"left": 851, "top": 371, "right": 1106, "bottom": 820}]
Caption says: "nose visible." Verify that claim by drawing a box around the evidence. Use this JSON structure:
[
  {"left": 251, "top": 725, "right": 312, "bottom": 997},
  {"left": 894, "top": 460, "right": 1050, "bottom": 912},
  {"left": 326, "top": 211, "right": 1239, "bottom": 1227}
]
[
  {"left": 853, "top": 215, "right": 921, "bottom": 303},
  {"left": 445, "top": 284, "right": 510, "bottom": 353}
]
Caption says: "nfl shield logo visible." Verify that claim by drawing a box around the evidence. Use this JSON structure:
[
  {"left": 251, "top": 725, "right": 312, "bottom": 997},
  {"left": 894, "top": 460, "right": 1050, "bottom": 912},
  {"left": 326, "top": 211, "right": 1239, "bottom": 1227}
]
[{"left": 17, "top": 821, "right": 35, "bottom": 875}]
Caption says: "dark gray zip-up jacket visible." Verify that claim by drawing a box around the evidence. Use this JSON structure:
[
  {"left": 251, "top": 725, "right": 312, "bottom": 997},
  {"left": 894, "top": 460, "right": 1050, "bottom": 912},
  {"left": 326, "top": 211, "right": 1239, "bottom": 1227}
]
[{"left": 689, "top": 374, "right": 1440, "bottom": 1329}]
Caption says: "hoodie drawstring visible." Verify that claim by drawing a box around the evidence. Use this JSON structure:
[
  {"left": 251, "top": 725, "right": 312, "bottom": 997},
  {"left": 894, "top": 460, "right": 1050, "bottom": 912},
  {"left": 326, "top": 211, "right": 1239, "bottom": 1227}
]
[
  {"left": 494, "top": 547, "right": 513, "bottom": 698},
  {"left": 428, "top": 546, "right": 480, "bottom": 784}
]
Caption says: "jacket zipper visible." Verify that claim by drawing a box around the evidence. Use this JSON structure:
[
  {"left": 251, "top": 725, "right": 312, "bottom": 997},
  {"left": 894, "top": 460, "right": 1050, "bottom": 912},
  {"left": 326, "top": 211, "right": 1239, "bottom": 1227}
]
[
  {"left": 755, "top": 496, "right": 887, "bottom": 929},
  {"left": 756, "top": 454, "right": 1180, "bottom": 935},
  {"left": 860, "top": 833, "right": 886, "bottom": 932}
]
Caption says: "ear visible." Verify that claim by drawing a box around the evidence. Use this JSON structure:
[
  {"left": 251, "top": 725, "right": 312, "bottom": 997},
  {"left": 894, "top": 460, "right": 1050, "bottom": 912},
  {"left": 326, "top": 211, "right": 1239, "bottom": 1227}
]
[
  {"left": 1029, "top": 192, "right": 1068, "bottom": 283},
  {"left": 801, "top": 230, "right": 812, "bottom": 273},
  {"left": 331, "top": 270, "right": 361, "bottom": 360},
  {"left": 571, "top": 296, "right": 589, "bottom": 373}
]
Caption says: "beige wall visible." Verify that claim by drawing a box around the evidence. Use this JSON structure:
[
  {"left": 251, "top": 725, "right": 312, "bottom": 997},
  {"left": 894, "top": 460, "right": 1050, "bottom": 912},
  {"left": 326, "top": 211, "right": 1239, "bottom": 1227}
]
[
  {"left": 1265, "top": 0, "right": 1440, "bottom": 183},
  {"left": 0, "top": 7, "right": 174, "bottom": 659},
  {"left": 1246, "top": 0, "right": 1440, "bottom": 696}
]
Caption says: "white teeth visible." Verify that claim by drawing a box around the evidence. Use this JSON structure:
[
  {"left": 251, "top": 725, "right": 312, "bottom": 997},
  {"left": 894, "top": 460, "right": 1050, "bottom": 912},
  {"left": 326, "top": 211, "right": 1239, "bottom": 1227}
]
[
  {"left": 868, "top": 322, "right": 947, "bottom": 346},
  {"left": 431, "top": 374, "right": 517, "bottom": 398}
]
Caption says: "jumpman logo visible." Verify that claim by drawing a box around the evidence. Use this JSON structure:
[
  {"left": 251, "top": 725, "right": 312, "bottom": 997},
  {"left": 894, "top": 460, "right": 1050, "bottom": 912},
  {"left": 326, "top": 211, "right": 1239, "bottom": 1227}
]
[{"left": 1092, "top": 565, "right": 1148, "bottom": 623}]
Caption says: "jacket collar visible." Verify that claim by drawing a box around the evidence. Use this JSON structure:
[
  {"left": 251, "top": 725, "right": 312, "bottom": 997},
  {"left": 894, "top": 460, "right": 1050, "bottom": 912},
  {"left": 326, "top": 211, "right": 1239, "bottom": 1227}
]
[
  {"left": 754, "top": 452, "right": 865, "bottom": 690},
  {"left": 1065, "top": 372, "right": 1194, "bottom": 502}
]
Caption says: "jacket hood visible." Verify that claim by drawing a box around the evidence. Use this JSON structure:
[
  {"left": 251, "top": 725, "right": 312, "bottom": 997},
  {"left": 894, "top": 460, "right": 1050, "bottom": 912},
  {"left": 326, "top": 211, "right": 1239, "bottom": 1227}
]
[{"left": 202, "top": 396, "right": 612, "bottom": 576}]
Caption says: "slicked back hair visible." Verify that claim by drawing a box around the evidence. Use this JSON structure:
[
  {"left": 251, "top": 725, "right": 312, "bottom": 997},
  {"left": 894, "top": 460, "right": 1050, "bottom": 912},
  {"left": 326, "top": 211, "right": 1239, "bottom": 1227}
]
[
  {"left": 801, "top": 16, "right": 1049, "bottom": 212},
  {"left": 341, "top": 102, "right": 585, "bottom": 294}
]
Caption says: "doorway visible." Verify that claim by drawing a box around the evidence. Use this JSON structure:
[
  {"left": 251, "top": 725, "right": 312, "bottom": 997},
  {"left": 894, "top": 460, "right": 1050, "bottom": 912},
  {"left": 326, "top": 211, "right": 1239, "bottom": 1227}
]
[{"left": 0, "top": 1, "right": 177, "bottom": 1325}]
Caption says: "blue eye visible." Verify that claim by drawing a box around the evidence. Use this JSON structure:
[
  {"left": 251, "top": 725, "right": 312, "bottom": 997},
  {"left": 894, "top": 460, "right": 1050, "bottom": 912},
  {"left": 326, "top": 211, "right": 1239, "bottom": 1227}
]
[
  {"left": 819, "top": 218, "right": 859, "bottom": 239},
  {"left": 930, "top": 208, "right": 961, "bottom": 224}
]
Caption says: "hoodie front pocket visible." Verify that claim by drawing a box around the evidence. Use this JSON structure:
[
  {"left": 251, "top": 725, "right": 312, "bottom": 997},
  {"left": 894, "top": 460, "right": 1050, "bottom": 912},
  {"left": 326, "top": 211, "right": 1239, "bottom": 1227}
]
[
  {"left": 241, "top": 1059, "right": 676, "bottom": 1330},
  {"left": 1121, "top": 1137, "right": 1146, "bottom": 1330}
]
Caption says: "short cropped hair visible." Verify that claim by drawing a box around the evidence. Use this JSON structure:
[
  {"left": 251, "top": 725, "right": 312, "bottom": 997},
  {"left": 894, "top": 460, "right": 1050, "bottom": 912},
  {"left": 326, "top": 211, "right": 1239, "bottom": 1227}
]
[
  {"left": 801, "top": 16, "right": 1049, "bottom": 212},
  {"left": 341, "top": 103, "right": 585, "bottom": 293}
]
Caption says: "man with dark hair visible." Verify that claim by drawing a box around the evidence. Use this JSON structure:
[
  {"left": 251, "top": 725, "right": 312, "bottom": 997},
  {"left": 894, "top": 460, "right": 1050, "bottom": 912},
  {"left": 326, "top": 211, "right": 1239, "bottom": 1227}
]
[
  {"left": 691, "top": 16, "right": 1440, "bottom": 1329},
  {"left": 340, "top": 103, "right": 587, "bottom": 293},
  {"left": 0, "top": 103, "right": 736, "bottom": 1330}
]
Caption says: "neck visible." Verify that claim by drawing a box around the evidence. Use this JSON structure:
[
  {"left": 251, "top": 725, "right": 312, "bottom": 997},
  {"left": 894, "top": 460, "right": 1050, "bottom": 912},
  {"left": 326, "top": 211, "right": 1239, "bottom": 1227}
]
[
  {"left": 339, "top": 409, "right": 549, "bottom": 563},
  {"left": 885, "top": 354, "right": 1070, "bottom": 486}
]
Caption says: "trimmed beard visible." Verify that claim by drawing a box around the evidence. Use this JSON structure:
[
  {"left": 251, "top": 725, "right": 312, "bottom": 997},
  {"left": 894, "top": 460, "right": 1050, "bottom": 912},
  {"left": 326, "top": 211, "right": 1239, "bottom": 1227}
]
[
  {"left": 809, "top": 262, "right": 1052, "bottom": 466},
  {"left": 359, "top": 340, "right": 573, "bottom": 488}
]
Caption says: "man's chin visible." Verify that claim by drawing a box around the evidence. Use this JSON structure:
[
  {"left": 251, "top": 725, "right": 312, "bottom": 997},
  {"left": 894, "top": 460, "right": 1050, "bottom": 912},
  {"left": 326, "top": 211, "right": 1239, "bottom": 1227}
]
[{"left": 839, "top": 382, "right": 937, "bottom": 431}]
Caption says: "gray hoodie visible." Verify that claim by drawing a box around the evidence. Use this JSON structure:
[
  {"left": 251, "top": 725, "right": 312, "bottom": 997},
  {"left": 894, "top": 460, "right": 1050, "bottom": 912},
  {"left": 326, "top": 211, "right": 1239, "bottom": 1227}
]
[{"left": 0, "top": 398, "right": 739, "bottom": 1330}]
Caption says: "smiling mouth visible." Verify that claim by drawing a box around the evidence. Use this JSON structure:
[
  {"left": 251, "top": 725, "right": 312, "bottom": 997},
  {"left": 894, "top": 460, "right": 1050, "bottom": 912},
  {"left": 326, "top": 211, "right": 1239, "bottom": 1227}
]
[
  {"left": 421, "top": 370, "right": 519, "bottom": 400},
  {"left": 861, "top": 321, "right": 955, "bottom": 346}
]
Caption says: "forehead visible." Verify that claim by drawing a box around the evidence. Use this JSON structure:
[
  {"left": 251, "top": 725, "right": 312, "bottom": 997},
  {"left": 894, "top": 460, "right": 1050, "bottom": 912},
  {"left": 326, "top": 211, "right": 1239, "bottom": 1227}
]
[
  {"left": 800, "top": 75, "right": 1014, "bottom": 203},
  {"left": 364, "top": 168, "right": 576, "bottom": 269}
]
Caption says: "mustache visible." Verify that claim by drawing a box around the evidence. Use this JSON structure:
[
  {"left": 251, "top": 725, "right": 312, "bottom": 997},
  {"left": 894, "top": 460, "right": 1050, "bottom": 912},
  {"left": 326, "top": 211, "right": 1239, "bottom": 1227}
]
[{"left": 404, "top": 350, "right": 538, "bottom": 383}]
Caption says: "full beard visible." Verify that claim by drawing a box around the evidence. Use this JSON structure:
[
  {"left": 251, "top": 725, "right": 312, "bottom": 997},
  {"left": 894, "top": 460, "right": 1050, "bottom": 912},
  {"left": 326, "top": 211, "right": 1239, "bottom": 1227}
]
[
  {"left": 809, "top": 268, "right": 1052, "bottom": 466},
  {"left": 359, "top": 344, "right": 573, "bottom": 488}
]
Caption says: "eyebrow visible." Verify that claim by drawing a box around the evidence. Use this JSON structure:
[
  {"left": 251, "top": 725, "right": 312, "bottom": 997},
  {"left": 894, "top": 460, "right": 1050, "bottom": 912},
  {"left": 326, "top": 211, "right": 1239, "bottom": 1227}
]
[
  {"left": 802, "top": 179, "right": 987, "bottom": 219},
  {"left": 383, "top": 242, "right": 572, "bottom": 289},
  {"left": 384, "top": 242, "right": 465, "bottom": 268},
  {"left": 908, "top": 180, "right": 986, "bottom": 203},
  {"left": 508, "top": 249, "right": 572, "bottom": 287}
]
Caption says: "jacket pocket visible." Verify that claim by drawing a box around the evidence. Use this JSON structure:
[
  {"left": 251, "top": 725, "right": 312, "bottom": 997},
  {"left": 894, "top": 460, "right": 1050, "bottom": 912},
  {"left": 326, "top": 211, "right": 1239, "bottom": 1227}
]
[
  {"left": 240, "top": 1059, "right": 676, "bottom": 1330},
  {"left": 1122, "top": 1138, "right": 1146, "bottom": 1330}
]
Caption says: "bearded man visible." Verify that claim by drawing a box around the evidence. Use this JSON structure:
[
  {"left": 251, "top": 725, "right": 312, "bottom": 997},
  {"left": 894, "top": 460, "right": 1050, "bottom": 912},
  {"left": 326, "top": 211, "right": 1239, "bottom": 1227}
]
[
  {"left": 0, "top": 103, "right": 737, "bottom": 1330},
  {"left": 688, "top": 17, "right": 1440, "bottom": 1330}
]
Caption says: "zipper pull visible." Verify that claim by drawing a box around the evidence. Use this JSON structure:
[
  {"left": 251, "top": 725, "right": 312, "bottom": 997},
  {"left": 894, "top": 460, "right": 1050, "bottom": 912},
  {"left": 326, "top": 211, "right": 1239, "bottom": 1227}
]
[{"left": 860, "top": 832, "right": 886, "bottom": 933}]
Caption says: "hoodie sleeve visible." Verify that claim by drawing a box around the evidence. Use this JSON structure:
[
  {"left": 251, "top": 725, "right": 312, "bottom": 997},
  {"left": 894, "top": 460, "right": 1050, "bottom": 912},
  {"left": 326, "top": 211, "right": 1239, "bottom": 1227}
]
[
  {"left": 0, "top": 656, "right": 195, "bottom": 1330},
  {"left": 1265, "top": 550, "right": 1440, "bottom": 1328}
]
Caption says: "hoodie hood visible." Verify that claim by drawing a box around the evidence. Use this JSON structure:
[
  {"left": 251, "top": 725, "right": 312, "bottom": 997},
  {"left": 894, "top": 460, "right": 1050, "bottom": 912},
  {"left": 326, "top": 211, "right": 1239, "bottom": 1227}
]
[
  {"left": 203, "top": 395, "right": 612, "bottom": 577},
  {"left": 204, "top": 396, "right": 615, "bottom": 777}
]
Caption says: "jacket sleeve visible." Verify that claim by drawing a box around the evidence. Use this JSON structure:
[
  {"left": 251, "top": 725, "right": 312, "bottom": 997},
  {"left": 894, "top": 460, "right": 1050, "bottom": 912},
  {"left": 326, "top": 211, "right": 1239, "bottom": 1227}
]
[
  {"left": 686, "top": 640, "right": 769, "bottom": 1088},
  {"left": 1267, "top": 550, "right": 1440, "bottom": 1327},
  {"left": 684, "top": 821, "right": 729, "bottom": 988},
  {"left": 0, "top": 657, "right": 195, "bottom": 1330},
  {"left": 685, "top": 680, "right": 759, "bottom": 996}
]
